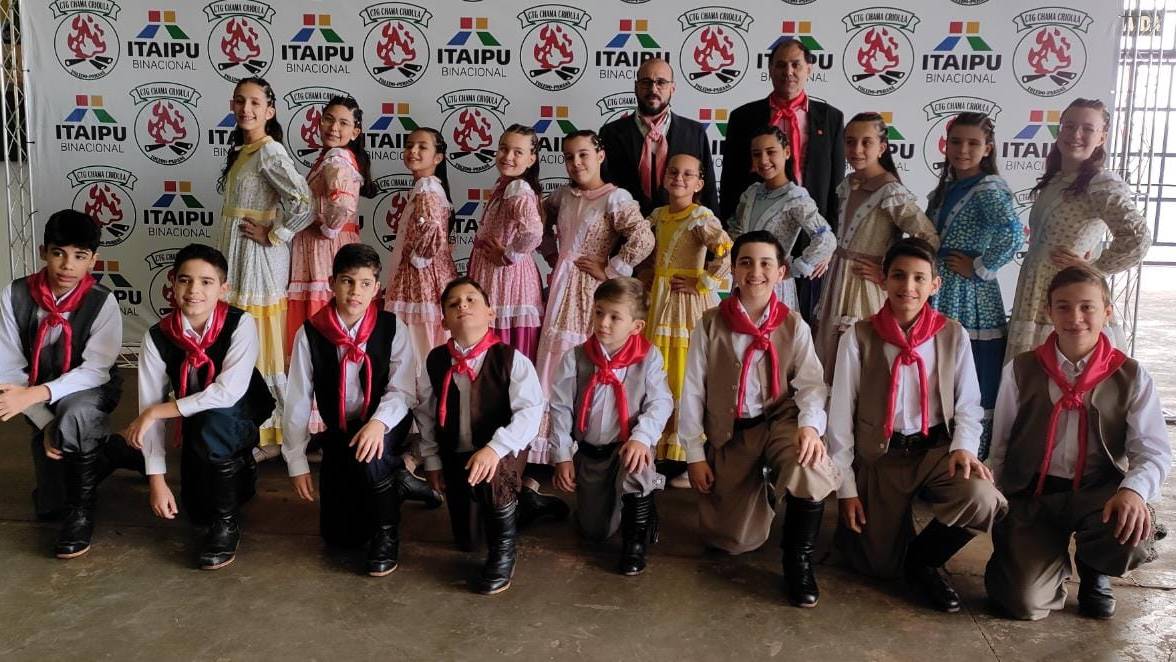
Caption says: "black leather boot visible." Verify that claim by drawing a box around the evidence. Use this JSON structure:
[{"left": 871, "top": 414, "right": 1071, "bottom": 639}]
[
  {"left": 516, "top": 486, "right": 569, "bottom": 530},
  {"left": 904, "top": 519, "right": 975, "bottom": 613},
  {"left": 55, "top": 450, "right": 103, "bottom": 559},
  {"left": 618, "top": 493, "right": 655, "bottom": 576},
  {"left": 1076, "top": 558, "right": 1116, "bottom": 619},
  {"left": 474, "top": 500, "right": 518, "bottom": 595},
  {"left": 199, "top": 457, "right": 244, "bottom": 570},
  {"left": 367, "top": 476, "right": 402, "bottom": 577},
  {"left": 395, "top": 467, "right": 443, "bottom": 509},
  {"left": 781, "top": 495, "right": 824, "bottom": 607}
]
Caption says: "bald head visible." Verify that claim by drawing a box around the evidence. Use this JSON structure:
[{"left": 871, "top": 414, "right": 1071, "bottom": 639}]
[{"left": 635, "top": 57, "right": 674, "bottom": 116}]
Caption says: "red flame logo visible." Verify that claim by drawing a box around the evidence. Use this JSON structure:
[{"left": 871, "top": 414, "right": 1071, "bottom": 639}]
[
  {"left": 452, "top": 109, "right": 492, "bottom": 153},
  {"left": 221, "top": 18, "right": 262, "bottom": 63},
  {"left": 937, "top": 133, "right": 947, "bottom": 156},
  {"left": 534, "top": 25, "right": 574, "bottom": 70},
  {"left": 161, "top": 268, "right": 176, "bottom": 306},
  {"left": 67, "top": 15, "right": 107, "bottom": 60},
  {"left": 693, "top": 27, "right": 735, "bottom": 73},
  {"left": 857, "top": 27, "right": 900, "bottom": 74},
  {"left": 301, "top": 106, "right": 323, "bottom": 149},
  {"left": 146, "top": 101, "right": 188, "bottom": 145},
  {"left": 84, "top": 184, "right": 124, "bottom": 227},
  {"left": 1027, "top": 27, "right": 1072, "bottom": 75},
  {"left": 385, "top": 192, "right": 408, "bottom": 232},
  {"left": 376, "top": 21, "right": 417, "bottom": 67}
]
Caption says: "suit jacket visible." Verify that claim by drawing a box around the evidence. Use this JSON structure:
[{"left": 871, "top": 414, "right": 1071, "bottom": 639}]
[
  {"left": 599, "top": 111, "right": 718, "bottom": 217},
  {"left": 720, "top": 97, "right": 845, "bottom": 231}
]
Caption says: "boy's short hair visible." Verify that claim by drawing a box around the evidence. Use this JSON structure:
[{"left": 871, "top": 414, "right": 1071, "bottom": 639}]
[
  {"left": 332, "top": 243, "right": 382, "bottom": 277},
  {"left": 731, "top": 230, "right": 786, "bottom": 265},
  {"left": 172, "top": 243, "right": 228, "bottom": 281},
  {"left": 1046, "top": 265, "right": 1112, "bottom": 306},
  {"left": 43, "top": 209, "right": 101, "bottom": 252},
  {"left": 439, "top": 276, "right": 490, "bottom": 307},
  {"left": 882, "top": 237, "right": 938, "bottom": 275},
  {"left": 593, "top": 277, "right": 649, "bottom": 320}
]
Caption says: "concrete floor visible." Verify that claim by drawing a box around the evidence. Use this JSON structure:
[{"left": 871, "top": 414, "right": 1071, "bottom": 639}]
[{"left": 3, "top": 271, "right": 1176, "bottom": 661}]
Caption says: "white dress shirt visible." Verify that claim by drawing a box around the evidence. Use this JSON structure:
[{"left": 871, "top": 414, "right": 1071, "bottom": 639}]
[
  {"left": 826, "top": 323, "right": 984, "bottom": 498},
  {"left": 138, "top": 312, "right": 260, "bottom": 475},
  {"left": 678, "top": 301, "right": 828, "bottom": 464},
  {"left": 282, "top": 311, "right": 417, "bottom": 477},
  {"left": 414, "top": 339, "right": 545, "bottom": 471},
  {"left": 548, "top": 345, "right": 674, "bottom": 463},
  {"left": 0, "top": 282, "right": 122, "bottom": 429},
  {"left": 987, "top": 345, "right": 1171, "bottom": 502}
]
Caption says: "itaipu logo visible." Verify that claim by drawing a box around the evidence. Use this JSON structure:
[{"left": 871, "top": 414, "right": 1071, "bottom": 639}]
[
  {"left": 438, "top": 16, "right": 511, "bottom": 78},
  {"left": 145, "top": 248, "right": 180, "bottom": 319},
  {"left": 1001, "top": 109, "right": 1060, "bottom": 174},
  {"left": 533, "top": 105, "right": 579, "bottom": 163},
  {"left": 126, "top": 9, "right": 200, "bottom": 69},
  {"left": 144, "top": 179, "right": 214, "bottom": 240},
  {"left": 597, "top": 91, "right": 637, "bottom": 124},
  {"left": 366, "top": 174, "right": 415, "bottom": 252},
  {"left": 697, "top": 107, "right": 728, "bottom": 168},
  {"left": 204, "top": 1, "right": 275, "bottom": 82},
  {"left": 921, "top": 21, "right": 1002, "bottom": 85},
  {"left": 282, "top": 13, "right": 353, "bottom": 74},
  {"left": 67, "top": 166, "right": 138, "bottom": 248},
  {"left": 284, "top": 86, "right": 350, "bottom": 169},
  {"left": 921, "top": 97, "right": 1002, "bottom": 176},
  {"left": 760, "top": 21, "right": 834, "bottom": 82},
  {"left": 842, "top": 8, "right": 918, "bottom": 96},
  {"left": 206, "top": 112, "right": 236, "bottom": 157},
  {"left": 678, "top": 7, "right": 752, "bottom": 95},
  {"left": 1012, "top": 8, "right": 1090, "bottom": 98},
  {"left": 451, "top": 188, "right": 494, "bottom": 247},
  {"left": 92, "top": 260, "right": 143, "bottom": 317},
  {"left": 367, "top": 101, "right": 420, "bottom": 161},
  {"left": 131, "top": 83, "right": 200, "bottom": 166},
  {"left": 57, "top": 95, "right": 127, "bottom": 154},
  {"left": 437, "top": 90, "right": 509, "bottom": 174},
  {"left": 596, "top": 19, "right": 672, "bottom": 79},
  {"left": 361, "top": 3, "right": 431, "bottom": 88},
  {"left": 51, "top": 0, "right": 121, "bottom": 80},
  {"left": 518, "top": 5, "right": 591, "bottom": 92}
]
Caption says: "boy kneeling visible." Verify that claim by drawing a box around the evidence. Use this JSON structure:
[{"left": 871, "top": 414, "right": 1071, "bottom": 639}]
[
  {"left": 985, "top": 266, "right": 1170, "bottom": 620},
  {"left": 549, "top": 277, "right": 673, "bottom": 575},
  {"left": 283, "top": 243, "right": 418, "bottom": 576},
  {"left": 126, "top": 244, "right": 274, "bottom": 570}
]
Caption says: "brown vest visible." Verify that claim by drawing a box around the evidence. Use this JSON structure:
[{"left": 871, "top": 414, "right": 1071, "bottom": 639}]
[
  {"left": 424, "top": 343, "right": 515, "bottom": 453},
  {"left": 700, "top": 307, "right": 801, "bottom": 449},
  {"left": 850, "top": 318, "right": 961, "bottom": 466},
  {"left": 571, "top": 344, "right": 649, "bottom": 444},
  {"left": 997, "top": 350, "right": 1134, "bottom": 495}
]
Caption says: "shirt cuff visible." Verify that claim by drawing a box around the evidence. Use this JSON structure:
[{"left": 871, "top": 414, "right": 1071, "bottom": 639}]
[
  {"left": 1118, "top": 477, "right": 1155, "bottom": 503},
  {"left": 697, "top": 272, "right": 722, "bottom": 294},
  {"left": 270, "top": 225, "right": 295, "bottom": 245},
  {"left": 551, "top": 444, "right": 574, "bottom": 464},
  {"left": 487, "top": 439, "right": 512, "bottom": 459},
  {"left": 285, "top": 454, "right": 310, "bottom": 478},
  {"left": 504, "top": 250, "right": 527, "bottom": 266},
  {"left": 409, "top": 254, "right": 432, "bottom": 269},
  {"left": 683, "top": 435, "right": 708, "bottom": 464},
  {"left": 319, "top": 224, "right": 341, "bottom": 240},
  {"left": 837, "top": 469, "right": 858, "bottom": 498},
  {"left": 145, "top": 455, "right": 167, "bottom": 476},
  {"left": 25, "top": 403, "right": 55, "bottom": 429},
  {"left": 797, "top": 411, "right": 827, "bottom": 437},
  {"left": 174, "top": 396, "right": 201, "bottom": 419},
  {"left": 791, "top": 257, "right": 815, "bottom": 279},
  {"left": 372, "top": 408, "right": 406, "bottom": 434},
  {"left": 606, "top": 256, "right": 634, "bottom": 279},
  {"left": 973, "top": 256, "right": 997, "bottom": 281}
]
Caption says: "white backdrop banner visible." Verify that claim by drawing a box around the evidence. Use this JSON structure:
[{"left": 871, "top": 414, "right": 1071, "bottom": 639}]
[{"left": 23, "top": 0, "right": 1121, "bottom": 348}]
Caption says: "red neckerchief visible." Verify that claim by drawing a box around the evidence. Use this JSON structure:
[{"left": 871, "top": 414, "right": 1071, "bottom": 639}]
[
  {"left": 768, "top": 90, "right": 808, "bottom": 183},
  {"left": 438, "top": 330, "right": 501, "bottom": 427},
  {"left": 637, "top": 107, "right": 670, "bottom": 200},
  {"left": 308, "top": 301, "right": 381, "bottom": 425},
  {"left": 719, "top": 292, "right": 790, "bottom": 416},
  {"left": 577, "top": 334, "right": 651, "bottom": 442},
  {"left": 25, "top": 269, "right": 96, "bottom": 386},
  {"left": 1032, "top": 332, "right": 1126, "bottom": 496},
  {"left": 870, "top": 301, "right": 947, "bottom": 439},
  {"left": 158, "top": 301, "right": 230, "bottom": 399}
]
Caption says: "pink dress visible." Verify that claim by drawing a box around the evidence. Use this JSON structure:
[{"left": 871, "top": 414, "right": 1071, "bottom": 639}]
[
  {"left": 467, "top": 177, "right": 544, "bottom": 359},
  {"left": 286, "top": 147, "right": 362, "bottom": 349},
  {"left": 385, "top": 176, "right": 458, "bottom": 360}
]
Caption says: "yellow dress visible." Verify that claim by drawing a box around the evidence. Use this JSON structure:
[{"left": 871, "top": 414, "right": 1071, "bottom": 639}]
[{"left": 644, "top": 204, "right": 732, "bottom": 461}]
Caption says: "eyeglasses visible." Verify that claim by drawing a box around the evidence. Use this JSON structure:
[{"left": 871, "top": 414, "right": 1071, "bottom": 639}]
[
  {"left": 665, "top": 168, "right": 700, "bottom": 181},
  {"left": 636, "top": 77, "right": 673, "bottom": 89}
]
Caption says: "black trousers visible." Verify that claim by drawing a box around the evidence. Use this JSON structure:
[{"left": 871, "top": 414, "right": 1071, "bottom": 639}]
[
  {"left": 27, "top": 384, "right": 120, "bottom": 516},
  {"left": 318, "top": 413, "right": 412, "bottom": 548},
  {"left": 178, "top": 403, "right": 259, "bottom": 525}
]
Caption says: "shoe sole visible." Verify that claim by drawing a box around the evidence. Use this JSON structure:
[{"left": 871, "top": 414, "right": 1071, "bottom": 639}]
[
  {"left": 620, "top": 567, "right": 646, "bottom": 576},
  {"left": 56, "top": 545, "right": 91, "bottom": 560},
  {"left": 200, "top": 555, "right": 236, "bottom": 571},
  {"left": 368, "top": 564, "right": 399, "bottom": 577},
  {"left": 478, "top": 580, "right": 512, "bottom": 595}
]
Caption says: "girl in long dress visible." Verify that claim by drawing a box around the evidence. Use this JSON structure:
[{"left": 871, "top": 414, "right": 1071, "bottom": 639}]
[
  {"left": 645, "top": 153, "right": 732, "bottom": 463},
  {"left": 729, "top": 125, "right": 835, "bottom": 309},
  {"left": 813, "top": 112, "right": 939, "bottom": 382},
  {"left": 1005, "top": 98, "right": 1151, "bottom": 360},
  {"left": 926, "top": 113, "right": 1023, "bottom": 458},
  {"left": 385, "top": 127, "right": 458, "bottom": 361},
  {"left": 287, "top": 96, "right": 377, "bottom": 349},
  {"left": 217, "top": 76, "right": 311, "bottom": 458}
]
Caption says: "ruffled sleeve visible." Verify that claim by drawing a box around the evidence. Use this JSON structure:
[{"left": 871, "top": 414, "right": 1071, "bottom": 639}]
[
  {"left": 1088, "top": 174, "right": 1151, "bottom": 275},
  {"left": 538, "top": 186, "right": 563, "bottom": 268},
  {"left": 972, "top": 182, "right": 1024, "bottom": 282},
  {"left": 408, "top": 177, "right": 453, "bottom": 266},
  {"left": 605, "top": 188, "right": 654, "bottom": 278},
  {"left": 728, "top": 186, "right": 757, "bottom": 238},
  {"left": 315, "top": 149, "right": 361, "bottom": 240},
  {"left": 259, "top": 143, "right": 312, "bottom": 244},
  {"left": 501, "top": 179, "right": 543, "bottom": 263},
  {"left": 788, "top": 194, "right": 836, "bottom": 278},
  {"left": 691, "top": 208, "right": 733, "bottom": 293},
  {"left": 879, "top": 183, "right": 940, "bottom": 250}
]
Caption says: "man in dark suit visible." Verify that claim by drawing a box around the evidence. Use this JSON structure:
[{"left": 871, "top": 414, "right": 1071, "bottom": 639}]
[
  {"left": 721, "top": 39, "right": 846, "bottom": 321},
  {"left": 600, "top": 57, "right": 718, "bottom": 217}
]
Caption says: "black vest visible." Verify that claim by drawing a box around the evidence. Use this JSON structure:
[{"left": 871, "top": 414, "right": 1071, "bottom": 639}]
[
  {"left": 425, "top": 342, "right": 514, "bottom": 452},
  {"left": 304, "top": 309, "right": 398, "bottom": 432},
  {"left": 10, "top": 276, "right": 116, "bottom": 386}
]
